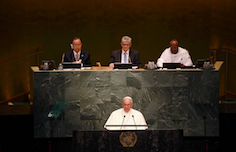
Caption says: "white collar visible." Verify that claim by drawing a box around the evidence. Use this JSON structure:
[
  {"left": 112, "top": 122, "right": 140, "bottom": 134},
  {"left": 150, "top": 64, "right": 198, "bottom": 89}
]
[
  {"left": 73, "top": 50, "right": 81, "bottom": 54},
  {"left": 122, "top": 49, "right": 130, "bottom": 54},
  {"left": 122, "top": 108, "right": 132, "bottom": 115},
  {"left": 168, "top": 47, "right": 183, "bottom": 56}
]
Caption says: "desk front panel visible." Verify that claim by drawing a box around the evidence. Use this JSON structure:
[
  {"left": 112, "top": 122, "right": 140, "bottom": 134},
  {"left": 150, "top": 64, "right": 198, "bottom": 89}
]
[{"left": 33, "top": 69, "right": 219, "bottom": 137}]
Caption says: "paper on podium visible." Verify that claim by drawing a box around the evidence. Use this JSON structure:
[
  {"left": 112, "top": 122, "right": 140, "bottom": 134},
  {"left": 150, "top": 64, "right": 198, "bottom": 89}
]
[
  {"left": 105, "top": 125, "right": 149, "bottom": 127},
  {"left": 105, "top": 125, "right": 149, "bottom": 130},
  {"left": 48, "top": 101, "right": 67, "bottom": 118}
]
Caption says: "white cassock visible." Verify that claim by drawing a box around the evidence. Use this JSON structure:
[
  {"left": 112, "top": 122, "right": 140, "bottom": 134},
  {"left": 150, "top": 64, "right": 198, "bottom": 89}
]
[
  {"left": 157, "top": 47, "right": 193, "bottom": 67},
  {"left": 104, "top": 108, "right": 148, "bottom": 130}
]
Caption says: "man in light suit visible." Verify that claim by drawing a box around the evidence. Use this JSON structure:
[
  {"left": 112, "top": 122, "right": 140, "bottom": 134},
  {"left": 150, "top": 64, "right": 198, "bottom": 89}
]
[
  {"left": 109, "top": 36, "right": 142, "bottom": 68},
  {"left": 156, "top": 39, "right": 193, "bottom": 67},
  {"left": 63, "top": 37, "right": 91, "bottom": 67}
]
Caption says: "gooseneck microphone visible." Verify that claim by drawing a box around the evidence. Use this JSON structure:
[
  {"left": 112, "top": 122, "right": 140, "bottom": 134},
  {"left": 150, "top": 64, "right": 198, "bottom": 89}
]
[
  {"left": 120, "top": 115, "right": 126, "bottom": 130},
  {"left": 132, "top": 115, "right": 137, "bottom": 130},
  {"left": 128, "top": 56, "right": 132, "bottom": 64}
]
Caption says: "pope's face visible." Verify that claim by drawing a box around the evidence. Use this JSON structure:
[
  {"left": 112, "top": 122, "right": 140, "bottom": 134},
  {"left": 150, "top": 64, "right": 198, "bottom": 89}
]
[
  {"left": 121, "top": 41, "right": 132, "bottom": 52},
  {"left": 122, "top": 98, "right": 133, "bottom": 112}
]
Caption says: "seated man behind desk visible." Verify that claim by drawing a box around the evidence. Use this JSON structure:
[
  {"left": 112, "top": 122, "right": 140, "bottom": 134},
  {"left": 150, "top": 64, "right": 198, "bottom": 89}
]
[
  {"left": 63, "top": 37, "right": 91, "bottom": 67},
  {"left": 109, "top": 36, "right": 142, "bottom": 68},
  {"left": 157, "top": 39, "right": 193, "bottom": 67},
  {"left": 104, "top": 96, "right": 148, "bottom": 130}
]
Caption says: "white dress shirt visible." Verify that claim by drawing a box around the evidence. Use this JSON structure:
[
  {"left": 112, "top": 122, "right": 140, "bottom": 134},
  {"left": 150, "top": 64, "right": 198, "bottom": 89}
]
[{"left": 73, "top": 50, "right": 81, "bottom": 61}]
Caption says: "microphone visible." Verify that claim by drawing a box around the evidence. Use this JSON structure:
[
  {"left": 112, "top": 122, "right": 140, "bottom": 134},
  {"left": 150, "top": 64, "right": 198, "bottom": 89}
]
[
  {"left": 132, "top": 115, "right": 137, "bottom": 130},
  {"left": 128, "top": 56, "right": 132, "bottom": 64},
  {"left": 120, "top": 115, "right": 126, "bottom": 130},
  {"left": 61, "top": 53, "right": 65, "bottom": 63},
  {"left": 80, "top": 54, "right": 84, "bottom": 67}
]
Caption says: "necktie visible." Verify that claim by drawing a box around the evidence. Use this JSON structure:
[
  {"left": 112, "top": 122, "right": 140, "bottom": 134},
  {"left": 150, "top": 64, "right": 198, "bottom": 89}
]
[
  {"left": 75, "top": 53, "right": 79, "bottom": 61},
  {"left": 124, "top": 52, "right": 127, "bottom": 63}
]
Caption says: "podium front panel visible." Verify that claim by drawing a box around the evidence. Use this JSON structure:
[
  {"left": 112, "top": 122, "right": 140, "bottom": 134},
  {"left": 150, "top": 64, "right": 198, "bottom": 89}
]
[{"left": 72, "top": 130, "right": 183, "bottom": 152}]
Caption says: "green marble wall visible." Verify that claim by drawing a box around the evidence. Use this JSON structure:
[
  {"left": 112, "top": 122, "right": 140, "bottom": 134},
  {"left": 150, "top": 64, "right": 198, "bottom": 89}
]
[{"left": 33, "top": 69, "right": 219, "bottom": 137}]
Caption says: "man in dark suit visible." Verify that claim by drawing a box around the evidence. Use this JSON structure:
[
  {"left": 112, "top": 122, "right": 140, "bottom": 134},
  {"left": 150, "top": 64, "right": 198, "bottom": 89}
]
[
  {"left": 63, "top": 37, "right": 91, "bottom": 67},
  {"left": 109, "top": 36, "right": 141, "bottom": 68}
]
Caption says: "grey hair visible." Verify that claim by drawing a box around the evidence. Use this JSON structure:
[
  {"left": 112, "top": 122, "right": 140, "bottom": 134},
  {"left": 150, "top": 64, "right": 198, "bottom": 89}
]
[
  {"left": 123, "top": 96, "right": 133, "bottom": 103},
  {"left": 121, "top": 36, "right": 132, "bottom": 43}
]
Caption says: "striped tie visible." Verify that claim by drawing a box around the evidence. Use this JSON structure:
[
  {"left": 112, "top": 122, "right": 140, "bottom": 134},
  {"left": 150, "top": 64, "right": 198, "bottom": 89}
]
[{"left": 75, "top": 53, "right": 79, "bottom": 61}]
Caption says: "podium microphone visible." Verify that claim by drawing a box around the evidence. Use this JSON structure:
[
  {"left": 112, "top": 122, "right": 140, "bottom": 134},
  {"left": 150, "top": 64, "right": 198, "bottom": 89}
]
[
  {"left": 120, "top": 115, "right": 126, "bottom": 130},
  {"left": 132, "top": 115, "right": 137, "bottom": 130},
  {"left": 128, "top": 56, "right": 132, "bottom": 64}
]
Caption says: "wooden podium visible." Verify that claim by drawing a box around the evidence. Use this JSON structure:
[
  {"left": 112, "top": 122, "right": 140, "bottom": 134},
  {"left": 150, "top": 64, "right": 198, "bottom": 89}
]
[{"left": 72, "top": 130, "right": 183, "bottom": 152}]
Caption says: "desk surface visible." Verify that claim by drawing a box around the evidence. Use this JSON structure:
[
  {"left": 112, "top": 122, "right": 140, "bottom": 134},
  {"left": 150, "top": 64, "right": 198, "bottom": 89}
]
[{"left": 31, "top": 61, "right": 223, "bottom": 72}]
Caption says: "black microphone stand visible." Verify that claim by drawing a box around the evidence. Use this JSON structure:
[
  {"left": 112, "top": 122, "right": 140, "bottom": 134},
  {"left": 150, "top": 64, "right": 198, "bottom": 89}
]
[
  {"left": 132, "top": 115, "right": 137, "bottom": 130},
  {"left": 120, "top": 115, "right": 126, "bottom": 130}
]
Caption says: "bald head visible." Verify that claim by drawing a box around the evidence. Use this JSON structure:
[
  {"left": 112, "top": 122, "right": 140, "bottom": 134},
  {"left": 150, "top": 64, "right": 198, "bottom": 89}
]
[{"left": 170, "top": 39, "right": 179, "bottom": 54}]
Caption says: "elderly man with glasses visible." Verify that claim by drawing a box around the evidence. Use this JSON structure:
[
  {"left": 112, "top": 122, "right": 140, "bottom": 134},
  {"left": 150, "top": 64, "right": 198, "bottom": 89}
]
[{"left": 109, "top": 36, "right": 142, "bottom": 68}]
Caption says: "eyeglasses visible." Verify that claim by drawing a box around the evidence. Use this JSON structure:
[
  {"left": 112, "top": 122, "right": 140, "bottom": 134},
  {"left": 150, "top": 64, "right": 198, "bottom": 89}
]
[
  {"left": 123, "top": 104, "right": 131, "bottom": 107},
  {"left": 73, "top": 44, "right": 82, "bottom": 46}
]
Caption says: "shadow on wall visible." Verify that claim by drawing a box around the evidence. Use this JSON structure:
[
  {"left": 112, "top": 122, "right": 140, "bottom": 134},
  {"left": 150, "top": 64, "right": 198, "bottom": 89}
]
[{"left": 0, "top": 46, "right": 42, "bottom": 102}]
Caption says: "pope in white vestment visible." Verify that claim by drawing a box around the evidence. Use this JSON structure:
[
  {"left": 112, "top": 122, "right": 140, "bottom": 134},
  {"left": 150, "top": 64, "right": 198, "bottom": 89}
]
[
  {"left": 157, "top": 39, "right": 193, "bottom": 67},
  {"left": 104, "top": 96, "right": 148, "bottom": 130}
]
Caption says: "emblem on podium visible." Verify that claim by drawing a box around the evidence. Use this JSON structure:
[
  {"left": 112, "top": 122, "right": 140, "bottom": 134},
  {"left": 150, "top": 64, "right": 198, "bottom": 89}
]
[{"left": 119, "top": 132, "right": 137, "bottom": 147}]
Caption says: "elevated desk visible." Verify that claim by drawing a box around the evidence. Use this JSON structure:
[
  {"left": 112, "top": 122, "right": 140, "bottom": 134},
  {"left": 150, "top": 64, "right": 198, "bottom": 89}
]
[{"left": 32, "top": 61, "right": 223, "bottom": 138}]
